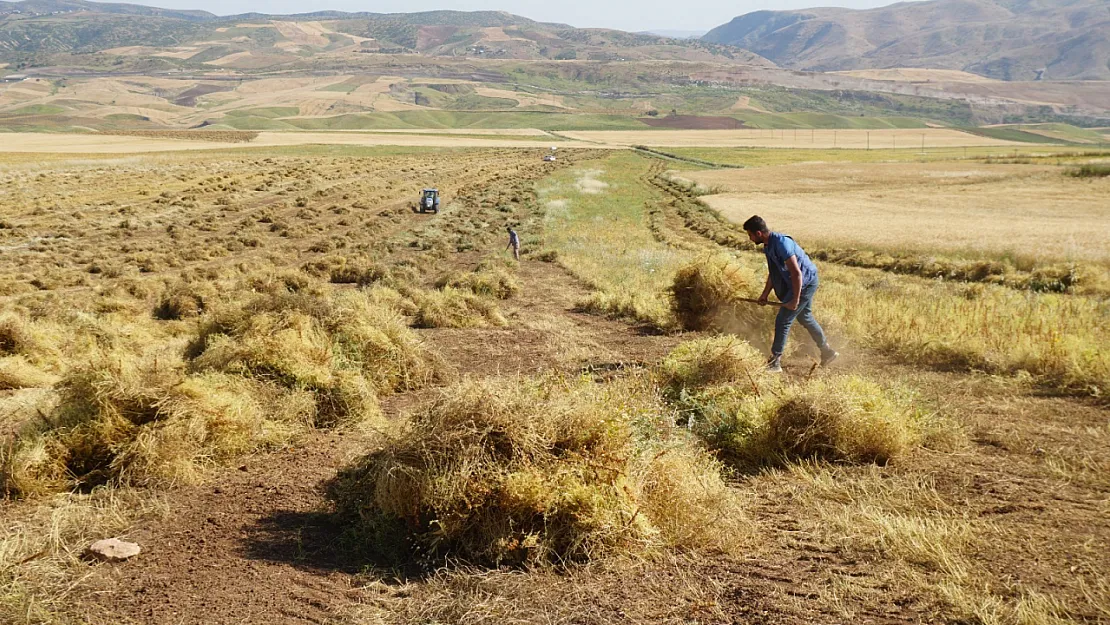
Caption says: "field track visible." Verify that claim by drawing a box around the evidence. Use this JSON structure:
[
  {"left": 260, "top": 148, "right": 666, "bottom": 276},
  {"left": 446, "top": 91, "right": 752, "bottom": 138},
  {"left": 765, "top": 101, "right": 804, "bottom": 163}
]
[
  {"left": 0, "top": 127, "right": 1042, "bottom": 154},
  {"left": 0, "top": 132, "right": 603, "bottom": 153}
]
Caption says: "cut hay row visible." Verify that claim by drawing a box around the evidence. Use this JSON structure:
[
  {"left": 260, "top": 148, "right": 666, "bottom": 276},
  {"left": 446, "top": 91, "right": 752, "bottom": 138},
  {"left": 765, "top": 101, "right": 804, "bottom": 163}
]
[{"left": 328, "top": 375, "right": 748, "bottom": 566}]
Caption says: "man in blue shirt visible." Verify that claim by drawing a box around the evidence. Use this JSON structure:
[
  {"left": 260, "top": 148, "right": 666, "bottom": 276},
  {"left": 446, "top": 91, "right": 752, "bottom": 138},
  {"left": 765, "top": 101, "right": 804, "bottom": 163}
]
[{"left": 743, "top": 215, "right": 838, "bottom": 373}]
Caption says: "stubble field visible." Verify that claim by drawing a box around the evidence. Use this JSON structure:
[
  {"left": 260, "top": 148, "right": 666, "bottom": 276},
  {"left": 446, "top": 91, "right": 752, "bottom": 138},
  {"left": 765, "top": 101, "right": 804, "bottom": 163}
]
[{"left": 0, "top": 141, "right": 1106, "bottom": 625}]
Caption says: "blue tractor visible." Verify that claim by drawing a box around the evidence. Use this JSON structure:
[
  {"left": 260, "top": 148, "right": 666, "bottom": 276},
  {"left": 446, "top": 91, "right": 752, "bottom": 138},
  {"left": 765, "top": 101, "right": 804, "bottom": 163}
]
[{"left": 419, "top": 188, "right": 440, "bottom": 214}]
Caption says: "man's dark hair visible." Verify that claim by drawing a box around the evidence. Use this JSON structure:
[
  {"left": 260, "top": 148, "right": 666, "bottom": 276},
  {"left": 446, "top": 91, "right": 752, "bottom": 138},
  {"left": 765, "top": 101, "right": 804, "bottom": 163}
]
[{"left": 742, "top": 215, "right": 769, "bottom": 233}]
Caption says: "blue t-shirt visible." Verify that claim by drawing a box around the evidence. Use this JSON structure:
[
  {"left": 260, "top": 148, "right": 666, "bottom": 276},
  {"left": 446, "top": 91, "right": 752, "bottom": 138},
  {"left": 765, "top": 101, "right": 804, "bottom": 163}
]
[{"left": 764, "top": 232, "right": 818, "bottom": 302}]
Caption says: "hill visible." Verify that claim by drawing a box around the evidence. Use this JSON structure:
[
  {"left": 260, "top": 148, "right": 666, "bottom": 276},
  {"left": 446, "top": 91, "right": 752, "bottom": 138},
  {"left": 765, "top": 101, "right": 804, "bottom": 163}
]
[
  {"left": 703, "top": 0, "right": 1110, "bottom": 81},
  {"left": 0, "top": 3, "right": 765, "bottom": 65}
]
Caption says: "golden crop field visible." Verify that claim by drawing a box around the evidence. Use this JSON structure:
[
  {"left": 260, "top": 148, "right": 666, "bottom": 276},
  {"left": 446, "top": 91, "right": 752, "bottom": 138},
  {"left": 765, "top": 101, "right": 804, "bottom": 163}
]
[
  {"left": 0, "top": 131, "right": 598, "bottom": 153},
  {"left": 560, "top": 128, "right": 1028, "bottom": 148},
  {"left": 684, "top": 160, "right": 1110, "bottom": 266},
  {"left": 0, "top": 142, "right": 1106, "bottom": 625}
]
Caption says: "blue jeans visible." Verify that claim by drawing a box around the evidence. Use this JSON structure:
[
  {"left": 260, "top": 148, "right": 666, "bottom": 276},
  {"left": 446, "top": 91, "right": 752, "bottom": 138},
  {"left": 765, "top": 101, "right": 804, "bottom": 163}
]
[{"left": 772, "top": 281, "right": 828, "bottom": 357}]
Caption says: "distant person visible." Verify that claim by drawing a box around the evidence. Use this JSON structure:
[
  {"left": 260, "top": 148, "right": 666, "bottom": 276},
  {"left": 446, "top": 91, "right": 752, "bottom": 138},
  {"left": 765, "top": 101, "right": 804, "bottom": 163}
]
[
  {"left": 743, "top": 215, "right": 838, "bottom": 373},
  {"left": 506, "top": 226, "right": 520, "bottom": 261}
]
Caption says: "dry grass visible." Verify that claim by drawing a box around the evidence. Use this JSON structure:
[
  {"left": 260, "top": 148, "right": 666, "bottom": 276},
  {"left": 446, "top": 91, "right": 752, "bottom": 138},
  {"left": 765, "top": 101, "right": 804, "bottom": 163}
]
[
  {"left": 0, "top": 359, "right": 311, "bottom": 497},
  {"left": 687, "top": 161, "right": 1110, "bottom": 269},
  {"left": 767, "top": 463, "right": 1102, "bottom": 625},
  {"left": 327, "top": 375, "right": 747, "bottom": 567},
  {"left": 346, "top": 554, "right": 738, "bottom": 625},
  {"left": 670, "top": 255, "right": 763, "bottom": 332},
  {"left": 678, "top": 372, "right": 957, "bottom": 469},
  {"left": 411, "top": 287, "right": 507, "bottom": 329},
  {"left": 561, "top": 128, "right": 1028, "bottom": 149},
  {"left": 0, "top": 488, "right": 167, "bottom": 625}
]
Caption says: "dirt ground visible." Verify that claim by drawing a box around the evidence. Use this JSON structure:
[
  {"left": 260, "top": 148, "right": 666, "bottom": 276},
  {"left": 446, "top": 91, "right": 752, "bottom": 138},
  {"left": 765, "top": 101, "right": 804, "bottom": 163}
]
[
  {"left": 1, "top": 147, "right": 1106, "bottom": 625},
  {"left": 70, "top": 256, "right": 1110, "bottom": 625}
]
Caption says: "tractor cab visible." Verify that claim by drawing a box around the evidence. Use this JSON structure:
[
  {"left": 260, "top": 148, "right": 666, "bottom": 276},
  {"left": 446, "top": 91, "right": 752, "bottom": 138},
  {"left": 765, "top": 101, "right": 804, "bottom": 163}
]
[{"left": 419, "top": 188, "right": 440, "bottom": 213}]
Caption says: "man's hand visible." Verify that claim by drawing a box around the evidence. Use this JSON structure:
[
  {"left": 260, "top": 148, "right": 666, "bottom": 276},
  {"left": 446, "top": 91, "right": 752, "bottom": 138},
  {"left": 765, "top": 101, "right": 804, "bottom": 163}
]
[
  {"left": 784, "top": 298, "right": 800, "bottom": 311},
  {"left": 757, "top": 293, "right": 769, "bottom": 306}
]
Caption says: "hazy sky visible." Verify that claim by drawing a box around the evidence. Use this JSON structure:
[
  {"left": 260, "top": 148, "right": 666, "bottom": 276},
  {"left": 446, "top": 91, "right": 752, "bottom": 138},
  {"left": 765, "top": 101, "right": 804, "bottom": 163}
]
[{"left": 94, "top": 0, "right": 904, "bottom": 32}]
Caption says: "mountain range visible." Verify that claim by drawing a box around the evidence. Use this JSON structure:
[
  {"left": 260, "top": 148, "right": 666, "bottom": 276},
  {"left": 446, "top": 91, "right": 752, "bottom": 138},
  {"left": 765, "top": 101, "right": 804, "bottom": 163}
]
[
  {"left": 1, "top": 0, "right": 1107, "bottom": 81},
  {"left": 702, "top": 0, "right": 1110, "bottom": 81},
  {"left": 0, "top": 0, "right": 757, "bottom": 66}
]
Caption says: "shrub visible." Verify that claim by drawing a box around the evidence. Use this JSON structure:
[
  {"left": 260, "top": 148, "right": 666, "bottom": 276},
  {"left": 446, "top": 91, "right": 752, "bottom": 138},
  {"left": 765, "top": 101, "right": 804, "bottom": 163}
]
[
  {"left": 1065, "top": 163, "right": 1110, "bottom": 178},
  {"left": 327, "top": 376, "right": 746, "bottom": 567},
  {"left": 670, "top": 255, "right": 762, "bottom": 332}
]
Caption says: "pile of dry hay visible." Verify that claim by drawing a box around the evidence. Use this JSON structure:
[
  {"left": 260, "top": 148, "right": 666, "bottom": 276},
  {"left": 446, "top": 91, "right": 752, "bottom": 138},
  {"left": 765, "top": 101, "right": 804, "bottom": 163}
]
[
  {"left": 1, "top": 360, "right": 306, "bottom": 496},
  {"left": 2, "top": 288, "right": 446, "bottom": 497},
  {"left": 656, "top": 339, "right": 961, "bottom": 468},
  {"left": 670, "top": 255, "right": 763, "bottom": 333},
  {"left": 327, "top": 376, "right": 747, "bottom": 567}
]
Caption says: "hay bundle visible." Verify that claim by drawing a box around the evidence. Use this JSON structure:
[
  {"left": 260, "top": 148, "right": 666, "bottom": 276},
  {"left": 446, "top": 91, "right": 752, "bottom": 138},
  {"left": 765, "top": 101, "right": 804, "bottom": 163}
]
[
  {"left": 435, "top": 267, "right": 521, "bottom": 300},
  {"left": 765, "top": 376, "right": 929, "bottom": 465},
  {"left": 0, "top": 361, "right": 309, "bottom": 497},
  {"left": 328, "top": 376, "right": 746, "bottom": 566},
  {"left": 412, "top": 287, "right": 506, "bottom": 329},
  {"left": 687, "top": 375, "right": 950, "bottom": 470},
  {"left": 154, "top": 281, "right": 217, "bottom": 320},
  {"left": 658, "top": 337, "right": 767, "bottom": 393},
  {"left": 189, "top": 290, "right": 442, "bottom": 393},
  {"left": 0, "top": 314, "right": 41, "bottom": 357},
  {"left": 0, "top": 355, "right": 57, "bottom": 390},
  {"left": 670, "top": 255, "right": 759, "bottom": 332}
]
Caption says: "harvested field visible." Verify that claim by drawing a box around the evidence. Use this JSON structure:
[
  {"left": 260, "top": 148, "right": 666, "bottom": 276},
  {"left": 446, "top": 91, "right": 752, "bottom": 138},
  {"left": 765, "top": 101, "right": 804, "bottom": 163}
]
[
  {"left": 639, "top": 115, "right": 747, "bottom": 129},
  {"left": 685, "top": 160, "right": 1110, "bottom": 266},
  {"left": 830, "top": 68, "right": 1003, "bottom": 83},
  {"left": 0, "top": 143, "right": 1106, "bottom": 625},
  {"left": 560, "top": 128, "right": 1035, "bottom": 148},
  {"left": 0, "top": 131, "right": 603, "bottom": 153}
]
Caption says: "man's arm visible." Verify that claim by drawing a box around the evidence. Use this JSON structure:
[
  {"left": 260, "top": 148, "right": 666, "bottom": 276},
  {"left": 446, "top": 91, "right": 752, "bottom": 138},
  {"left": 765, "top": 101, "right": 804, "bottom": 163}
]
[{"left": 785, "top": 256, "right": 803, "bottom": 311}]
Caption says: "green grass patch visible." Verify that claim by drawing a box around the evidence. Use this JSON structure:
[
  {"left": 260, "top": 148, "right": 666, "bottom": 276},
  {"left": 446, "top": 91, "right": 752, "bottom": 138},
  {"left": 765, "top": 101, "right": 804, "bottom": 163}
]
[
  {"left": 103, "top": 113, "right": 150, "bottom": 122},
  {"left": 539, "top": 152, "right": 689, "bottom": 328},
  {"left": 4, "top": 104, "right": 67, "bottom": 116},
  {"left": 1012, "top": 123, "right": 1109, "bottom": 144},
  {"left": 1065, "top": 163, "right": 1110, "bottom": 178},
  {"left": 655, "top": 146, "right": 1084, "bottom": 168},
  {"left": 963, "top": 127, "right": 1068, "bottom": 144},
  {"left": 224, "top": 107, "right": 300, "bottom": 119},
  {"left": 281, "top": 110, "right": 649, "bottom": 131},
  {"left": 450, "top": 94, "right": 519, "bottom": 110}
]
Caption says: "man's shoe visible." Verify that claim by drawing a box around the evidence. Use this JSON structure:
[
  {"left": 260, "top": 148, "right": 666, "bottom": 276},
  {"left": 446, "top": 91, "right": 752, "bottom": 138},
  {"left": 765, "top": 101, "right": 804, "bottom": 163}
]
[
  {"left": 820, "top": 349, "right": 839, "bottom": 367},
  {"left": 766, "top": 357, "right": 783, "bottom": 373}
]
